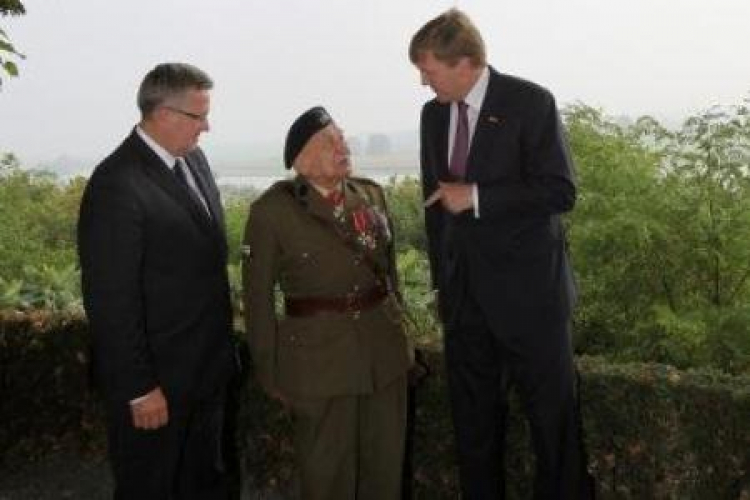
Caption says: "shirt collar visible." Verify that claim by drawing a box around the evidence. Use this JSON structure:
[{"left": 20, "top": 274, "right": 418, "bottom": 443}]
[
  {"left": 136, "top": 125, "right": 178, "bottom": 169},
  {"left": 463, "top": 66, "right": 490, "bottom": 112},
  {"left": 307, "top": 178, "right": 344, "bottom": 198}
]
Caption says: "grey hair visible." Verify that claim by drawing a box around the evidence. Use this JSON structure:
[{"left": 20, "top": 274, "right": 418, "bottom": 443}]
[{"left": 137, "top": 63, "right": 213, "bottom": 117}]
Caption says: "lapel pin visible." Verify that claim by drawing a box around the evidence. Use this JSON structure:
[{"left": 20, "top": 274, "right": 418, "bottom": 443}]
[{"left": 488, "top": 115, "right": 501, "bottom": 124}]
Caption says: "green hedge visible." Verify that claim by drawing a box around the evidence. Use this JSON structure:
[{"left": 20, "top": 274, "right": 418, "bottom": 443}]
[
  {"left": 0, "top": 311, "right": 103, "bottom": 462},
  {"left": 1, "top": 312, "right": 748, "bottom": 498}
]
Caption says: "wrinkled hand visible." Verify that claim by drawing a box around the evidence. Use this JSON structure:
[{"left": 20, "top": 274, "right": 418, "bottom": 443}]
[
  {"left": 424, "top": 181, "right": 473, "bottom": 214},
  {"left": 131, "top": 386, "right": 169, "bottom": 430}
]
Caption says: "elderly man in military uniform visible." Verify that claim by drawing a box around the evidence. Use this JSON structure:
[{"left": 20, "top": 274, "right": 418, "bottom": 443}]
[{"left": 241, "top": 106, "right": 410, "bottom": 500}]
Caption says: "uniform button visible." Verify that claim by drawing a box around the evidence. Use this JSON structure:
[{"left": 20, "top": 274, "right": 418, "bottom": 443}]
[
  {"left": 353, "top": 285, "right": 360, "bottom": 292},
  {"left": 352, "top": 311, "right": 360, "bottom": 320},
  {"left": 354, "top": 257, "right": 361, "bottom": 265}
]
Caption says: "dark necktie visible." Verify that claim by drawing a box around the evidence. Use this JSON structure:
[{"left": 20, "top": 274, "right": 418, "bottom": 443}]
[
  {"left": 173, "top": 158, "right": 211, "bottom": 217},
  {"left": 449, "top": 101, "right": 469, "bottom": 178}
]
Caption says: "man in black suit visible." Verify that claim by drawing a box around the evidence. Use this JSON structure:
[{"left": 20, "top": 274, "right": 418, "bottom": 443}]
[
  {"left": 78, "top": 62, "right": 235, "bottom": 499},
  {"left": 409, "top": 9, "right": 593, "bottom": 499}
]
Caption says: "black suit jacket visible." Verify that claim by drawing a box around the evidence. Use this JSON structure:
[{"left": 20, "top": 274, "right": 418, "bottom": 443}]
[
  {"left": 78, "top": 129, "right": 234, "bottom": 413},
  {"left": 420, "top": 67, "right": 577, "bottom": 335}
]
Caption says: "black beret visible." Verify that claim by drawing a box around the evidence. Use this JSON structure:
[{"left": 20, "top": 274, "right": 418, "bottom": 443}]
[{"left": 284, "top": 106, "right": 333, "bottom": 169}]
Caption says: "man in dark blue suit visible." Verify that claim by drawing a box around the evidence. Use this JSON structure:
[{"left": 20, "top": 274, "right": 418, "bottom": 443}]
[
  {"left": 78, "top": 63, "right": 235, "bottom": 499},
  {"left": 410, "top": 9, "right": 593, "bottom": 499}
]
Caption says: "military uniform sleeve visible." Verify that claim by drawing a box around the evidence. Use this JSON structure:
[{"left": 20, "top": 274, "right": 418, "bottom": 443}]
[
  {"left": 374, "top": 184, "right": 402, "bottom": 303},
  {"left": 241, "top": 200, "right": 281, "bottom": 395}
]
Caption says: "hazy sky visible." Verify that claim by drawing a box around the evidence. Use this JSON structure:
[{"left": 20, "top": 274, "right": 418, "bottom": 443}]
[{"left": 0, "top": 0, "right": 748, "bottom": 168}]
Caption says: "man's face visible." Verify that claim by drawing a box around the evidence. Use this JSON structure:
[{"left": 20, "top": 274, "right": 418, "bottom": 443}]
[
  {"left": 415, "top": 51, "right": 473, "bottom": 103},
  {"left": 294, "top": 123, "right": 352, "bottom": 189},
  {"left": 158, "top": 88, "right": 211, "bottom": 156}
]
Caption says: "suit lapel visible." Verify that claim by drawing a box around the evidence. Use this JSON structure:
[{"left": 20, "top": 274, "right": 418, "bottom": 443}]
[
  {"left": 129, "top": 131, "right": 215, "bottom": 234},
  {"left": 465, "top": 67, "right": 505, "bottom": 181},
  {"left": 183, "top": 156, "right": 223, "bottom": 227},
  {"left": 432, "top": 103, "right": 451, "bottom": 181}
]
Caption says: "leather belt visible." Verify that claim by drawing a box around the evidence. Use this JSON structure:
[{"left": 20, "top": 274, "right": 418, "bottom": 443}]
[{"left": 285, "top": 285, "right": 388, "bottom": 317}]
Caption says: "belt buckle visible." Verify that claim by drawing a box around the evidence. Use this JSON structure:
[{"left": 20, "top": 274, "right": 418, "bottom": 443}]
[{"left": 345, "top": 292, "right": 361, "bottom": 313}]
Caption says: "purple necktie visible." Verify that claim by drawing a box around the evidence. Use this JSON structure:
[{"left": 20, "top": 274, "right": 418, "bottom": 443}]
[{"left": 449, "top": 101, "right": 469, "bottom": 178}]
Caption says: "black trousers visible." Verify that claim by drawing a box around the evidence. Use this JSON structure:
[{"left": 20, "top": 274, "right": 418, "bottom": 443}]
[
  {"left": 105, "top": 391, "right": 229, "bottom": 500},
  {"left": 444, "top": 295, "right": 592, "bottom": 500}
]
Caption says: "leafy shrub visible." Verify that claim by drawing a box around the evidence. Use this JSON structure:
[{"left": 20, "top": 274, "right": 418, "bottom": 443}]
[{"left": 3, "top": 314, "right": 747, "bottom": 498}]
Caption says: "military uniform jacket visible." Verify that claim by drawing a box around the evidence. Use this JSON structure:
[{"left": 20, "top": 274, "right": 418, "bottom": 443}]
[{"left": 241, "top": 175, "right": 410, "bottom": 398}]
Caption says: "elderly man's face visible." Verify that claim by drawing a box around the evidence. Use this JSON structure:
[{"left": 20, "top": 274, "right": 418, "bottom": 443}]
[{"left": 294, "top": 123, "right": 352, "bottom": 189}]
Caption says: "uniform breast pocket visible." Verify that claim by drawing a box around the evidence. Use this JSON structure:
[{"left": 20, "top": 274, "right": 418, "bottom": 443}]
[
  {"left": 279, "top": 243, "right": 323, "bottom": 285},
  {"left": 291, "top": 249, "right": 319, "bottom": 268}
]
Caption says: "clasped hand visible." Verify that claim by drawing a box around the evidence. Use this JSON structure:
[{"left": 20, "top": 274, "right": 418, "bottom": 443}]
[
  {"left": 424, "top": 181, "right": 473, "bottom": 214},
  {"left": 131, "top": 386, "right": 169, "bottom": 430}
]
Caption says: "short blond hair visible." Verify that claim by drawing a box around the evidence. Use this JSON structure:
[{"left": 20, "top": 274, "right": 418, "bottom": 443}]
[{"left": 409, "top": 8, "right": 486, "bottom": 68}]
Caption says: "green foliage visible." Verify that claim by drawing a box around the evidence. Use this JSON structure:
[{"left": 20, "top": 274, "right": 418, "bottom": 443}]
[
  {"left": 0, "top": 264, "right": 81, "bottom": 311},
  {"left": 412, "top": 353, "right": 750, "bottom": 498},
  {"left": 4, "top": 100, "right": 750, "bottom": 375},
  {"left": 0, "top": 0, "right": 26, "bottom": 89},
  {"left": 383, "top": 175, "right": 427, "bottom": 253},
  {"left": 0, "top": 155, "right": 84, "bottom": 281},
  {"left": 397, "top": 247, "right": 440, "bottom": 346},
  {"left": 0, "top": 311, "right": 104, "bottom": 463},
  {"left": 0, "top": 0, "right": 25, "bottom": 16},
  {"left": 4, "top": 316, "right": 746, "bottom": 498},
  {"left": 565, "top": 103, "right": 750, "bottom": 375},
  {"left": 222, "top": 187, "right": 258, "bottom": 266}
]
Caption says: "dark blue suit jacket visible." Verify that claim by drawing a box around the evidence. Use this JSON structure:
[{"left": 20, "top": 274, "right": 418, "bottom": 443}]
[
  {"left": 420, "top": 67, "right": 577, "bottom": 342},
  {"left": 78, "top": 130, "right": 234, "bottom": 413}
]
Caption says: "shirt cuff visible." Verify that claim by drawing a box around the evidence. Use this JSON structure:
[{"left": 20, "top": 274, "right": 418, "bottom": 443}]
[
  {"left": 472, "top": 184, "right": 480, "bottom": 218},
  {"left": 129, "top": 394, "right": 149, "bottom": 405}
]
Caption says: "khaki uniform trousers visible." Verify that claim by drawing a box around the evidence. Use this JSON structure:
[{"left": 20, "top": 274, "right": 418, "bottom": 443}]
[{"left": 290, "top": 374, "right": 407, "bottom": 500}]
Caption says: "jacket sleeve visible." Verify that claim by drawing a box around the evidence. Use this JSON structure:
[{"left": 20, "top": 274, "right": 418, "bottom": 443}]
[
  {"left": 477, "top": 91, "right": 576, "bottom": 219},
  {"left": 78, "top": 174, "right": 157, "bottom": 406},
  {"left": 241, "top": 200, "right": 281, "bottom": 394},
  {"left": 419, "top": 104, "right": 445, "bottom": 291}
]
